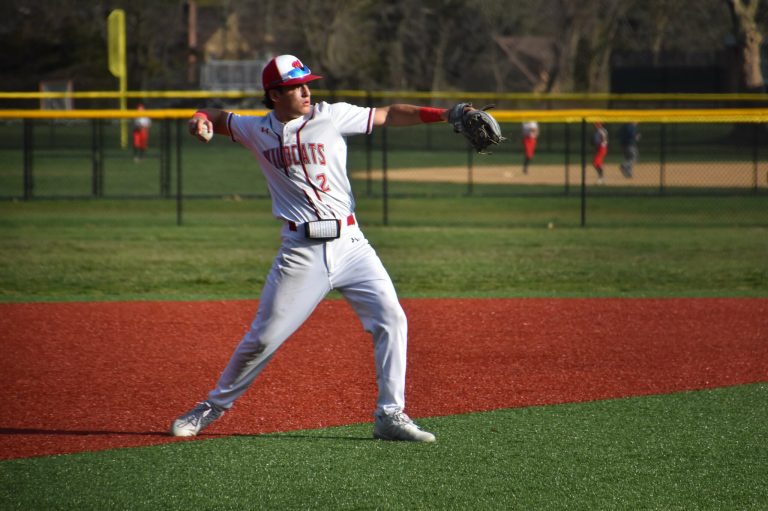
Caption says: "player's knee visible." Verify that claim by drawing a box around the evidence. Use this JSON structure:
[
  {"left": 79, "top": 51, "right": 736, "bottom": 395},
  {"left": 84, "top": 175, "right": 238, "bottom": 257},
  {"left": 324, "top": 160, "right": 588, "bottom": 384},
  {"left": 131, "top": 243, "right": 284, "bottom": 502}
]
[
  {"left": 240, "top": 331, "right": 271, "bottom": 357},
  {"left": 379, "top": 301, "right": 407, "bottom": 331}
]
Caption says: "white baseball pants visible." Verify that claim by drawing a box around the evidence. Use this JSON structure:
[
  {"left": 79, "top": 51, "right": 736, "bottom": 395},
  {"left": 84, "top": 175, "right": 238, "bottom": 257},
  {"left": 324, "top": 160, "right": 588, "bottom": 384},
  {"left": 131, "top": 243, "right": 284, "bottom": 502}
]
[{"left": 207, "top": 221, "right": 408, "bottom": 414}]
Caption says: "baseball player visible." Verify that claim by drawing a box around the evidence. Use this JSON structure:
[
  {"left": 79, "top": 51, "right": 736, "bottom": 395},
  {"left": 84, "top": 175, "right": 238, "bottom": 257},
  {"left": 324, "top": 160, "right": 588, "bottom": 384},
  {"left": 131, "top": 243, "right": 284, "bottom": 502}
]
[
  {"left": 521, "top": 121, "right": 539, "bottom": 174},
  {"left": 170, "top": 55, "right": 467, "bottom": 442},
  {"left": 592, "top": 122, "right": 608, "bottom": 185},
  {"left": 132, "top": 103, "right": 152, "bottom": 163},
  {"left": 619, "top": 122, "right": 640, "bottom": 178}
]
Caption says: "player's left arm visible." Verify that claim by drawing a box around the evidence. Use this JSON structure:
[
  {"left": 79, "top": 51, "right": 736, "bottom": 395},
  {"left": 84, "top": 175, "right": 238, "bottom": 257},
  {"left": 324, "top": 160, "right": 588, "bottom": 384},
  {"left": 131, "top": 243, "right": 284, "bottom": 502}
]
[{"left": 373, "top": 104, "right": 449, "bottom": 127}]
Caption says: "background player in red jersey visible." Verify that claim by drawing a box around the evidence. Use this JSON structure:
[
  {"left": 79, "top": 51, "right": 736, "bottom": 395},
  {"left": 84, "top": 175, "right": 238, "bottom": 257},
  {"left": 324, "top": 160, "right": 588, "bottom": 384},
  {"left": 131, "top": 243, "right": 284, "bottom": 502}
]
[
  {"left": 521, "top": 120, "right": 539, "bottom": 174},
  {"left": 592, "top": 122, "right": 609, "bottom": 184},
  {"left": 132, "top": 103, "right": 152, "bottom": 163}
]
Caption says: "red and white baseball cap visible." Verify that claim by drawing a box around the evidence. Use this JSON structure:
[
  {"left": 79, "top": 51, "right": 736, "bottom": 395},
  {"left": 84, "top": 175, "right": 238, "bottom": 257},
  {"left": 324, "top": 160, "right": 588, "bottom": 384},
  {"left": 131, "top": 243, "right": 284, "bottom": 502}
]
[{"left": 261, "top": 55, "right": 323, "bottom": 91}]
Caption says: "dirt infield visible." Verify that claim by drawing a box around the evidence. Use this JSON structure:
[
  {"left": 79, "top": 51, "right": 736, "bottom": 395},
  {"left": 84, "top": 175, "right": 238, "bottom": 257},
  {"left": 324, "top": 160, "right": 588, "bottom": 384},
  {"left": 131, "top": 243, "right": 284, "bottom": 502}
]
[
  {"left": 356, "top": 162, "right": 768, "bottom": 188},
  {"left": 1, "top": 298, "right": 766, "bottom": 460}
]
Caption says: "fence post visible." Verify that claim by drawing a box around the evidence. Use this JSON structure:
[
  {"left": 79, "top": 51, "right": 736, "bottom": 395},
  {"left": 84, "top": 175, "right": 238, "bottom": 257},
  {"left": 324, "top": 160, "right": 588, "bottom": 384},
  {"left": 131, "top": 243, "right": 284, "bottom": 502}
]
[
  {"left": 176, "top": 119, "right": 183, "bottom": 226},
  {"left": 166, "top": 119, "right": 173, "bottom": 198},
  {"left": 91, "top": 119, "right": 104, "bottom": 197},
  {"left": 366, "top": 91, "right": 373, "bottom": 197},
  {"left": 580, "top": 118, "right": 587, "bottom": 227},
  {"left": 467, "top": 144, "right": 474, "bottom": 196},
  {"left": 98, "top": 120, "right": 104, "bottom": 197},
  {"left": 23, "top": 119, "right": 33, "bottom": 200},
  {"left": 545, "top": 99, "right": 552, "bottom": 151},
  {"left": 91, "top": 120, "right": 97, "bottom": 197},
  {"left": 752, "top": 122, "right": 759, "bottom": 192},
  {"left": 564, "top": 122, "right": 570, "bottom": 195},
  {"left": 382, "top": 126, "right": 388, "bottom": 226},
  {"left": 159, "top": 119, "right": 168, "bottom": 197},
  {"left": 659, "top": 123, "right": 666, "bottom": 195}
]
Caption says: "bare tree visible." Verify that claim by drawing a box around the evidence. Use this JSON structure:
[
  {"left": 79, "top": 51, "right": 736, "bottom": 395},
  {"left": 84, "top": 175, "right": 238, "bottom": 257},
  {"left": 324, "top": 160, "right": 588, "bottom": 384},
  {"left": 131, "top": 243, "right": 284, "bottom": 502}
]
[
  {"left": 291, "top": 0, "right": 378, "bottom": 90},
  {"left": 725, "top": 0, "right": 766, "bottom": 91},
  {"left": 2, "top": 0, "right": 763, "bottom": 95},
  {"left": 541, "top": 0, "right": 638, "bottom": 92},
  {"left": 474, "top": 0, "right": 548, "bottom": 92}
]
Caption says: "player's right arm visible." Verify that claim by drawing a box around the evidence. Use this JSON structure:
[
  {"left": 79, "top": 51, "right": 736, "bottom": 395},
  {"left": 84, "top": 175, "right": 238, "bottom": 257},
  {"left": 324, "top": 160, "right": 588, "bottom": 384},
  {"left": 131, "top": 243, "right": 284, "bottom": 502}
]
[
  {"left": 373, "top": 104, "right": 450, "bottom": 127},
  {"left": 188, "top": 108, "right": 231, "bottom": 140}
]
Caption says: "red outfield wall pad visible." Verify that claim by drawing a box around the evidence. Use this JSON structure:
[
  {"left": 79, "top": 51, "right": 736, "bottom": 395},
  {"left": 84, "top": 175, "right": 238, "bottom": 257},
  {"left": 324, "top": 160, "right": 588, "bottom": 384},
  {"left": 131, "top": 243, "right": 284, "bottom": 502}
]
[{"left": 1, "top": 298, "right": 766, "bottom": 460}]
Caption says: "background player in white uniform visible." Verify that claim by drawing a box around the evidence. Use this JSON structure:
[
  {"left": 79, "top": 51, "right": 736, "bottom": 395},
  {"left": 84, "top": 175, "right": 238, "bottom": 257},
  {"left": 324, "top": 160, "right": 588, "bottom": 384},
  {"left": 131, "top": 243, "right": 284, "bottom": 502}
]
[{"left": 171, "top": 55, "right": 464, "bottom": 442}]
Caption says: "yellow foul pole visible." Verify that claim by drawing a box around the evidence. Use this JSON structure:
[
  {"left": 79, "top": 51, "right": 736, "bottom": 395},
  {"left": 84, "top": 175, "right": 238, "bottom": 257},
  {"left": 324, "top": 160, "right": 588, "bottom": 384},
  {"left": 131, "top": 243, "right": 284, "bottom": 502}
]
[{"left": 108, "top": 9, "right": 127, "bottom": 148}]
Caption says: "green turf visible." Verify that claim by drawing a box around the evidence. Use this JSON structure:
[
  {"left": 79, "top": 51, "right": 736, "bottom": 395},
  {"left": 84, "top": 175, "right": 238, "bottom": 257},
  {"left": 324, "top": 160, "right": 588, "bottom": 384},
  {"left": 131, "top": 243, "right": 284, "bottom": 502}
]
[
  {"left": 0, "top": 199, "right": 766, "bottom": 301},
  {"left": 1, "top": 384, "right": 765, "bottom": 510}
]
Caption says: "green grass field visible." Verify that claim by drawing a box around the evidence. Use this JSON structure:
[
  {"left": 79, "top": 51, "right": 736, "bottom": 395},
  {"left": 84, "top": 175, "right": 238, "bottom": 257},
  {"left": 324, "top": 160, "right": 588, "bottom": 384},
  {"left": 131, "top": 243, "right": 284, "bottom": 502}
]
[
  {"left": 1, "top": 198, "right": 766, "bottom": 301},
  {"left": 1, "top": 190, "right": 767, "bottom": 508},
  {"left": 2, "top": 385, "right": 766, "bottom": 510}
]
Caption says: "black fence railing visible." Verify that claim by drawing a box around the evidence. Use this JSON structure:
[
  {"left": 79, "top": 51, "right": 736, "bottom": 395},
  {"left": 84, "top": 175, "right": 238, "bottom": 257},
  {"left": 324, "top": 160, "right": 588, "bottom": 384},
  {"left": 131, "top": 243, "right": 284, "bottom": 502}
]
[{"left": 1, "top": 116, "right": 766, "bottom": 227}]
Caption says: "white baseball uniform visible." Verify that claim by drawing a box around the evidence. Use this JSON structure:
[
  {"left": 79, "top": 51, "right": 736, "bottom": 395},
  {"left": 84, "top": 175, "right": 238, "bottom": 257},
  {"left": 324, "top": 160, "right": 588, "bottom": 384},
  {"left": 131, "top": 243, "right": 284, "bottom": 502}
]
[{"left": 206, "top": 101, "right": 408, "bottom": 415}]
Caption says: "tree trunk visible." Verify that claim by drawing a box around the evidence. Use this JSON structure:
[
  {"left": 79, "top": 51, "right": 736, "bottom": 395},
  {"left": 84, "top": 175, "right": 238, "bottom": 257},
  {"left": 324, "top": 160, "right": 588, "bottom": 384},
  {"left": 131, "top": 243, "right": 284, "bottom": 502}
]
[{"left": 726, "top": 0, "right": 766, "bottom": 91}]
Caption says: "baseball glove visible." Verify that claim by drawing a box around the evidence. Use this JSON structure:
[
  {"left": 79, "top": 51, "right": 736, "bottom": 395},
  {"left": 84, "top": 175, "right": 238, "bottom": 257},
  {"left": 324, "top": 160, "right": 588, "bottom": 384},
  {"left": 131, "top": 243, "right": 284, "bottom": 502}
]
[{"left": 447, "top": 103, "right": 505, "bottom": 153}]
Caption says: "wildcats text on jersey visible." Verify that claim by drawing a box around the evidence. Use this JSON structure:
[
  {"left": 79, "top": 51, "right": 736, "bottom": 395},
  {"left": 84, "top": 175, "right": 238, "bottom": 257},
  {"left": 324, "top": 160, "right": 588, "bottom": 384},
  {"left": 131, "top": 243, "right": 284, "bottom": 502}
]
[{"left": 263, "top": 143, "right": 327, "bottom": 169}]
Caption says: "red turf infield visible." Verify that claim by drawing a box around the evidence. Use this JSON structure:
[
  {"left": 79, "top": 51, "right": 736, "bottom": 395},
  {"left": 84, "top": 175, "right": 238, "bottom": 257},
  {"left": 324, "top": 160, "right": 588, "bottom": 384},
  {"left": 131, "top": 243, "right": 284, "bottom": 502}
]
[{"left": 1, "top": 298, "right": 766, "bottom": 460}]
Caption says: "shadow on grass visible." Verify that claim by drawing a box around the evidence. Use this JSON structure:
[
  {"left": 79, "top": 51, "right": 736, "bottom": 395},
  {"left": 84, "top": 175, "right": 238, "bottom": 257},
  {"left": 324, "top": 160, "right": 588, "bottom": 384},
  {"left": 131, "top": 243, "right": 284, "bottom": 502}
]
[
  {"left": 0, "top": 427, "right": 372, "bottom": 442},
  {"left": 0, "top": 427, "right": 166, "bottom": 437},
  {"left": 227, "top": 432, "right": 373, "bottom": 442}
]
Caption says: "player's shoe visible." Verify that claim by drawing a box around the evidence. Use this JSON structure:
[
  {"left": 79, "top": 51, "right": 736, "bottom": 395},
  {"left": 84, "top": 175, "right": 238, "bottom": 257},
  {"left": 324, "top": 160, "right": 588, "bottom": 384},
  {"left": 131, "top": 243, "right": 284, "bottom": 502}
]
[
  {"left": 373, "top": 410, "right": 436, "bottom": 443},
  {"left": 170, "top": 400, "right": 225, "bottom": 437}
]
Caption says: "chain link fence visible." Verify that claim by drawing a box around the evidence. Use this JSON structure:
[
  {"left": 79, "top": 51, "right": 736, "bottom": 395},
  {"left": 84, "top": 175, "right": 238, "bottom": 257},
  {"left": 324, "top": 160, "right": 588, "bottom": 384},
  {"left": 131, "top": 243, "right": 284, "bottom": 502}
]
[{"left": 0, "top": 108, "right": 766, "bottom": 227}]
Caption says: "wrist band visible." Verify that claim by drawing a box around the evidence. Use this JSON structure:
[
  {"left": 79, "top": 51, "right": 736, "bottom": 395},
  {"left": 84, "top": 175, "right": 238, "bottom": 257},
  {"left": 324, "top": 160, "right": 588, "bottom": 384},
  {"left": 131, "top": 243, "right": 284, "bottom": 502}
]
[
  {"left": 418, "top": 107, "right": 446, "bottom": 124},
  {"left": 194, "top": 111, "right": 209, "bottom": 120}
]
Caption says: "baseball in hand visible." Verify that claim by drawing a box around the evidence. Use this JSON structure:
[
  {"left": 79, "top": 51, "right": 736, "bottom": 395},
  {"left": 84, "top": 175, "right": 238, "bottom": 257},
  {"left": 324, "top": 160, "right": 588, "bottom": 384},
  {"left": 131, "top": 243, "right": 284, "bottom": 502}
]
[{"left": 199, "top": 124, "right": 213, "bottom": 142}]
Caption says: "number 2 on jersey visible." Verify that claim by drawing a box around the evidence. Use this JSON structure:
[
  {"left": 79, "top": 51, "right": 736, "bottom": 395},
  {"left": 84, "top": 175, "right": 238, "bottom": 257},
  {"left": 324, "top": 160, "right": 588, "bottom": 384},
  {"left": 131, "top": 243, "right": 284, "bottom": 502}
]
[{"left": 316, "top": 173, "right": 331, "bottom": 192}]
